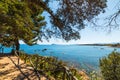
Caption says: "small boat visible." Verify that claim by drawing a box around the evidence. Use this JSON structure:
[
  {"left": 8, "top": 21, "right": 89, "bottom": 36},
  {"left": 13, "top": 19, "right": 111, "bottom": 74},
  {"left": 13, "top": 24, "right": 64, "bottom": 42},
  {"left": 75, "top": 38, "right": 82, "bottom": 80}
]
[{"left": 42, "top": 48, "right": 47, "bottom": 52}]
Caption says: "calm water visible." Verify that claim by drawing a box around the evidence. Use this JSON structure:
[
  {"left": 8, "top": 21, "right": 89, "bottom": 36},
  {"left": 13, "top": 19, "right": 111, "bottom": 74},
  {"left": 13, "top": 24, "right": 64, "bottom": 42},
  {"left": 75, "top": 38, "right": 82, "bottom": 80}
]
[{"left": 4, "top": 44, "right": 120, "bottom": 71}]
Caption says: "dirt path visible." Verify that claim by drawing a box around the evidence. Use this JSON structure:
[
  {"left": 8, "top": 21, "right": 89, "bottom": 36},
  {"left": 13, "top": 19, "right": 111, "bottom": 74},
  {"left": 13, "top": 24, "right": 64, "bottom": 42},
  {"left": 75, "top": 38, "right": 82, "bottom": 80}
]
[{"left": 0, "top": 55, "right": 46, "bottom": 80}]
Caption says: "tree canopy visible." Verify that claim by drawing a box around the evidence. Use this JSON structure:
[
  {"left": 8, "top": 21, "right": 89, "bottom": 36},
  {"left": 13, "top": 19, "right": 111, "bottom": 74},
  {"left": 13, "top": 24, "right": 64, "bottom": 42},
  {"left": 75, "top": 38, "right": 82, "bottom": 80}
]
[
  {"left": 0, "top": 0, "right": 107, "bottom": 50},
  {"left": 29, "top": 0, "right": 107, "bottom": 41},
  {"left": 0, "top": 0, "right": 45, "bottom": 50}
]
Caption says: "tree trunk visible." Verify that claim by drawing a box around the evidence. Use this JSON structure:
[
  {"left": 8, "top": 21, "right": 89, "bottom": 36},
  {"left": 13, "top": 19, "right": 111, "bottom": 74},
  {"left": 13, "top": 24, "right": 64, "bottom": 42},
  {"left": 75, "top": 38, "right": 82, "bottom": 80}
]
[
  {"left": 15, "top": 39, "right": 20, "bottom": 65},
  {"left": 11, "top": 39, "right": 20, "bottom": 55},
  {"left": 15, "top": 39, "right": 20, "bottom": 51}
]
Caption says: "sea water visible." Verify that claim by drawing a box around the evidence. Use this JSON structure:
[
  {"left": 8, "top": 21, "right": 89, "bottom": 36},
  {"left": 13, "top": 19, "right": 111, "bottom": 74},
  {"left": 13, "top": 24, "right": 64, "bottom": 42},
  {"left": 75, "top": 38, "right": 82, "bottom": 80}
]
[{"left": 3, "top": 44, "right": 120, "bottom": 71}]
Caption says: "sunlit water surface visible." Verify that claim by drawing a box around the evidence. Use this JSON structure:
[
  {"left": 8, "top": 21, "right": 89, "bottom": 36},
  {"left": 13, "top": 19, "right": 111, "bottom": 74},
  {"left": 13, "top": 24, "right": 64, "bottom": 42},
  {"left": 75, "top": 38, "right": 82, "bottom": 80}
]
[{"left": 4, "top": 44, "right": 120, "bottom": 71}]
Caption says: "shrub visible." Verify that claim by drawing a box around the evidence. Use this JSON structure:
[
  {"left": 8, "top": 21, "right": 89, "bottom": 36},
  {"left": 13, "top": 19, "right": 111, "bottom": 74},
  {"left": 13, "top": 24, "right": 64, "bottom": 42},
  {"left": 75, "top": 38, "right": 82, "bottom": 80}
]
[
  {"left": 100, "top": 51, "right": 120, "bottom": 80},
  {"left": 19, "top": 52, "right": 82, "bottom": 80}
]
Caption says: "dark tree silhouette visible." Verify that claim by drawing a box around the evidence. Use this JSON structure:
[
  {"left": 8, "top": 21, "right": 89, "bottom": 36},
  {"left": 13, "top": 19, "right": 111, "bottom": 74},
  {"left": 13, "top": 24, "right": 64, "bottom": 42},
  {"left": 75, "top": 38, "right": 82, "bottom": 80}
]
[
  {"left": 0, "top": 0, "right": 107, "bottom": 50},
  {"left": 25, "top": 0, "right": 107, "bottom": 41}
]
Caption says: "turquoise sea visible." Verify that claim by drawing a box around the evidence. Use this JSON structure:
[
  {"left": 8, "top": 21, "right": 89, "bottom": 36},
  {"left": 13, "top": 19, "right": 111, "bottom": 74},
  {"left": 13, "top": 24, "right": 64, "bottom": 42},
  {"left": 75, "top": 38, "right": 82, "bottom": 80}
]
[{"left": 4, "top": 44, "right": 120, "bottom": 71}]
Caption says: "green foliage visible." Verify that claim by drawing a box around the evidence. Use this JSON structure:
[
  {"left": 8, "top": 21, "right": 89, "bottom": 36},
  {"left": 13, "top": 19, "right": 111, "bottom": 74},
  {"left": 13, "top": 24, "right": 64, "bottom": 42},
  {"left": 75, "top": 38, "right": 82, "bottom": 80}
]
[
  {"left": 0, "top": 0, "right": 107, "bottom": 49},
  {"left": 0, "top": 0, "right": 45, "bottom": 49},
  {"left": 19, "top": 52, "right": 82, "bottom": 80},
  {"left": 28, "top": 0, "right": 107, "bottom": 41},
  {"left": 100, "top": 51, "right": 120, "bottom": 80}
]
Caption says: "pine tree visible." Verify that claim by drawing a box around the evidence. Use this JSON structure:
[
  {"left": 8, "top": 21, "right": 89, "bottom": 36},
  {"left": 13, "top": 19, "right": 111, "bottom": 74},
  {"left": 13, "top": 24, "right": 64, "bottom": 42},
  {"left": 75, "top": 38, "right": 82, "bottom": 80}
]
[
  {"left": 25, "top": 0, "right": 107, "bottom": 40},
  {"left": 0, "top": 0, "right": 46, "bottom": 51}
]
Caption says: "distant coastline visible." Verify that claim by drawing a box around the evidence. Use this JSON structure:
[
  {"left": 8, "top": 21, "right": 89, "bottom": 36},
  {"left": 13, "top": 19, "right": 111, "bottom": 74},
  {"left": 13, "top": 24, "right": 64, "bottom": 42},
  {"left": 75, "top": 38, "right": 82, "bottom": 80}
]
[
  {"left": 79, "top": 43, "right": 120, "bottom": 48},
  {"left": 20, "top": 43, "right": 120, "bottom": 48}
]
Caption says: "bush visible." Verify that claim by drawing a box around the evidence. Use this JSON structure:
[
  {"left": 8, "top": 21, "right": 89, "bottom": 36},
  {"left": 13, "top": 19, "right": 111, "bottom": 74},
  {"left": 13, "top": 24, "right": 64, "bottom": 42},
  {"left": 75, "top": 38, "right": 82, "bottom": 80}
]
[
  {"left": 19, "top": 52, "right": 82, "bottom": 80},
  {"left": 99, "top": 51, "right": 120, "bottom": 80}
]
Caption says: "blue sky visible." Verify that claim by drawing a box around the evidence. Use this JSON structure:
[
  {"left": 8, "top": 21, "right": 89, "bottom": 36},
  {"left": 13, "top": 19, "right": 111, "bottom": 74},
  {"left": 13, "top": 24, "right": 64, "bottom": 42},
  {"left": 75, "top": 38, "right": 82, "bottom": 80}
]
[
  {"left": 37, "top": 0, "right": 120, "bottom": 44},
  {"left": 20, "top": 0, "right": 120, "bottom": 44},
  {"left": 79, "top": 0, "right": 120, "bottom": 44}
]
